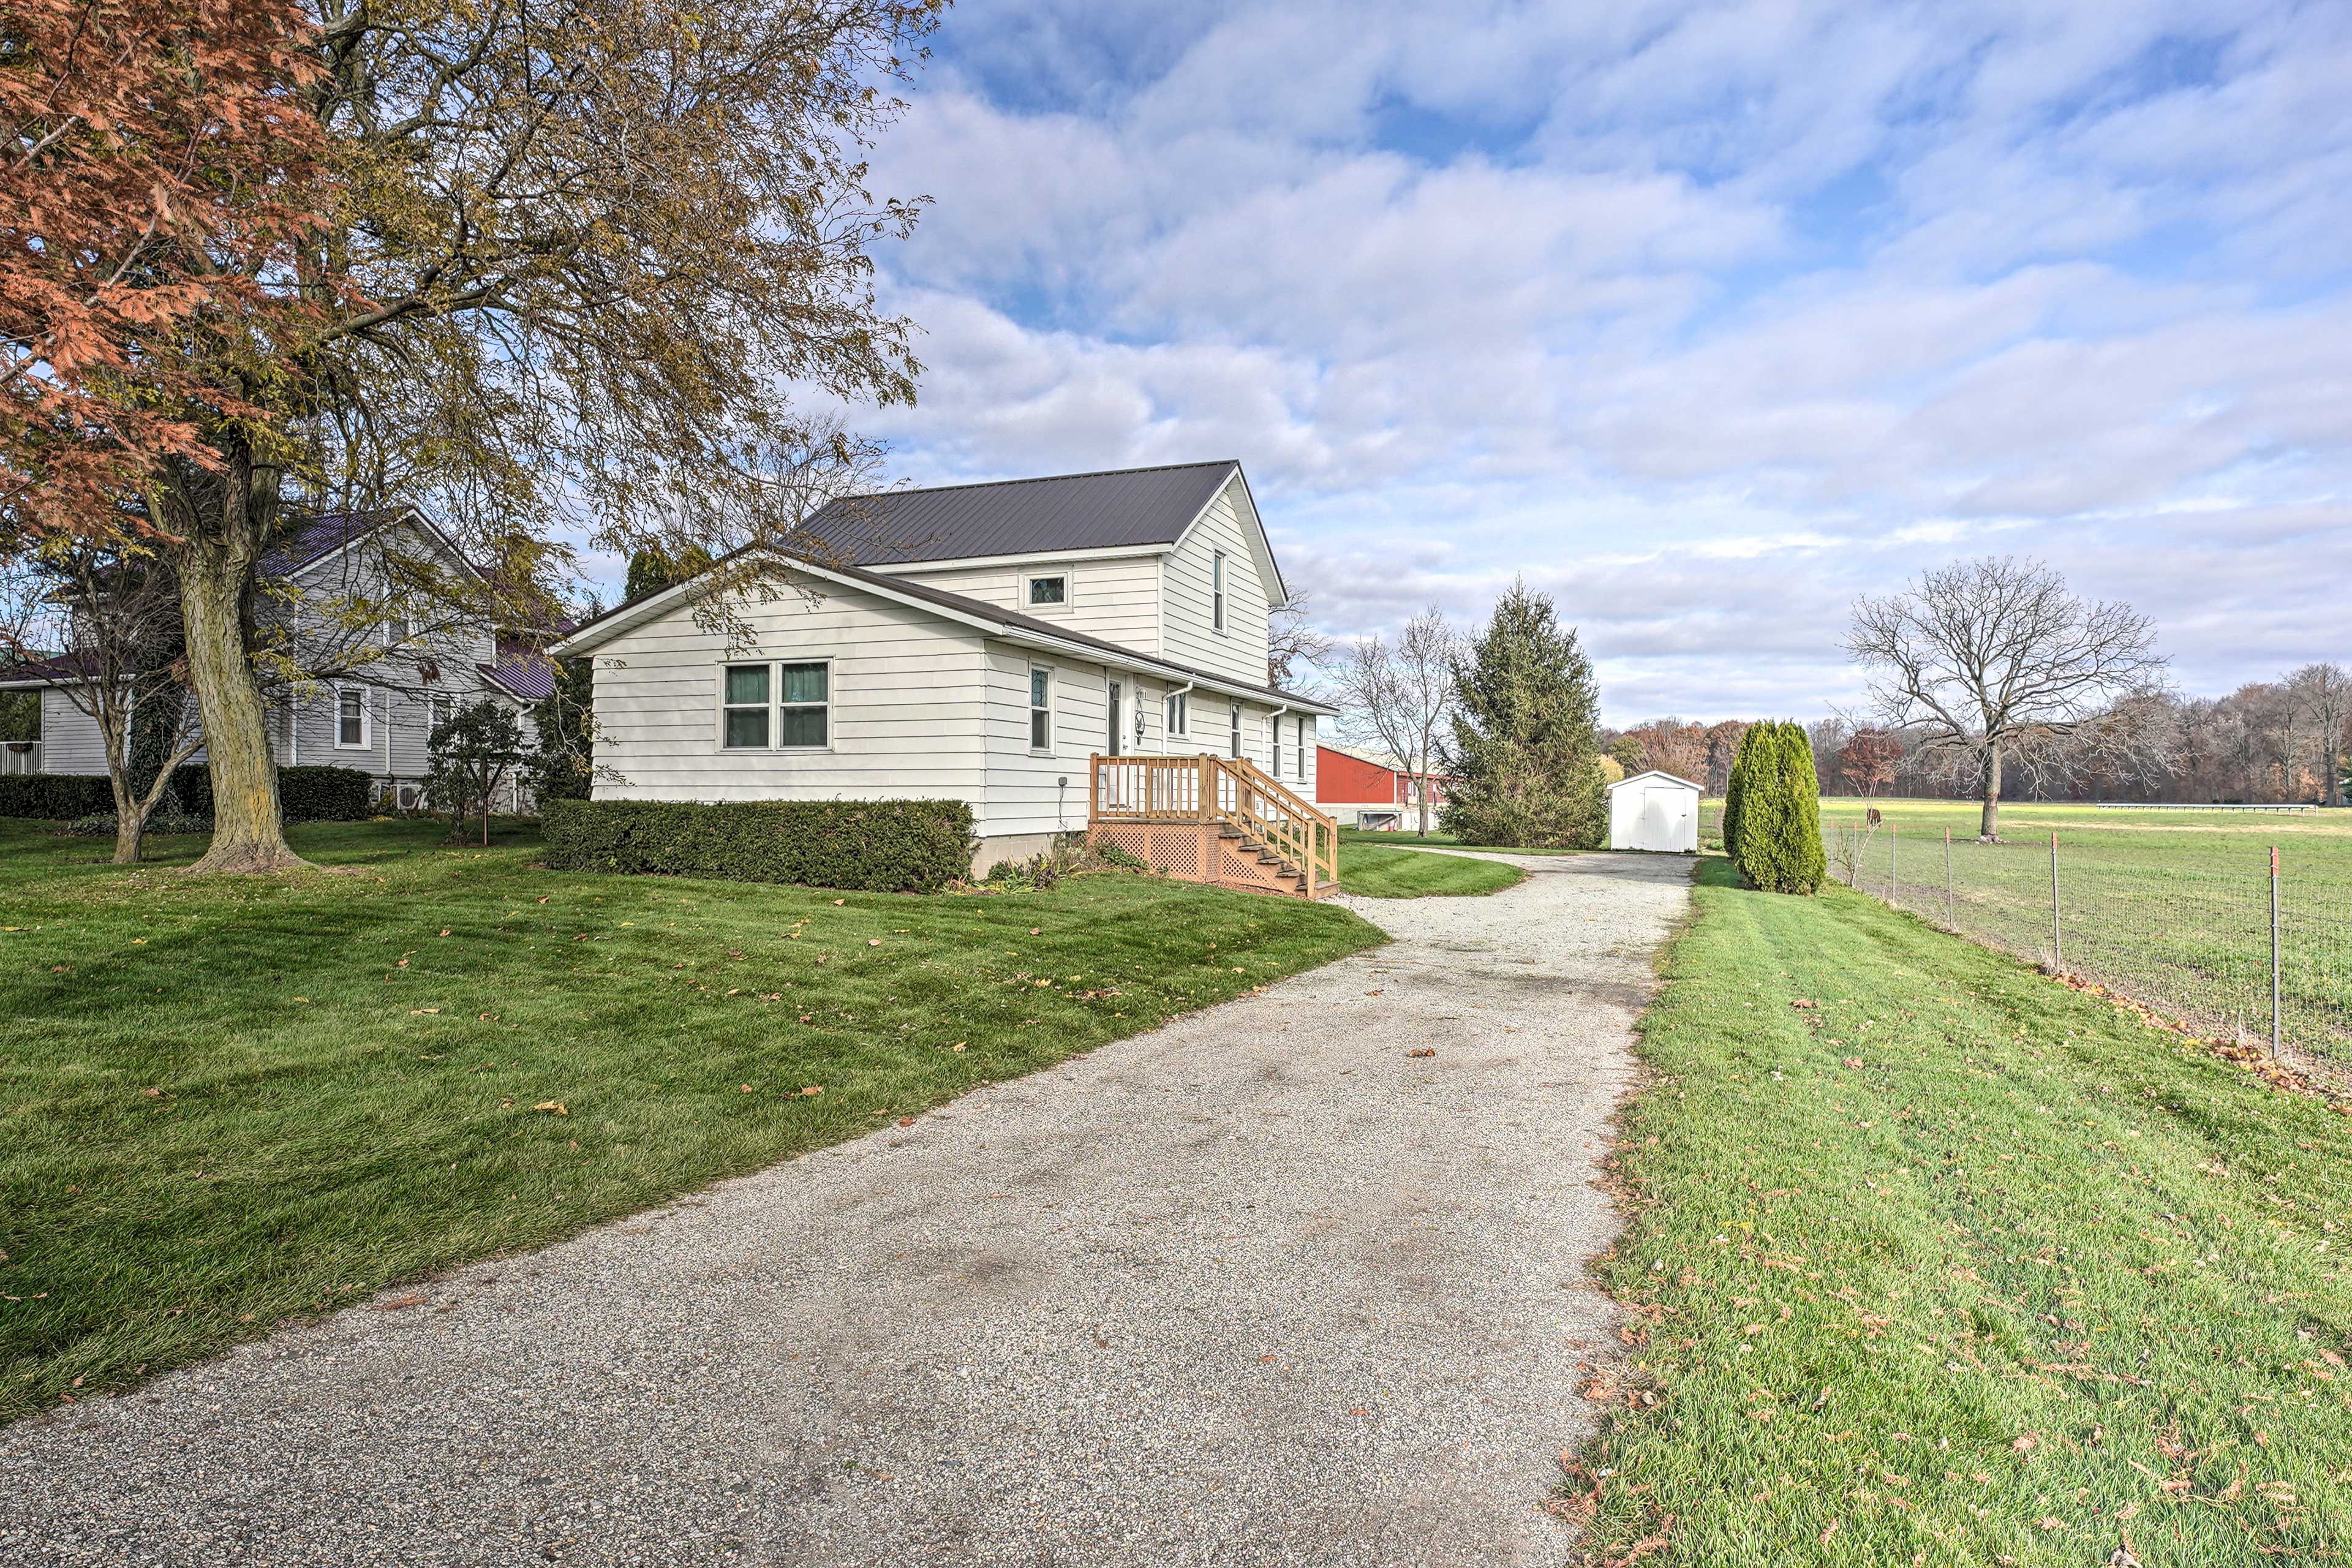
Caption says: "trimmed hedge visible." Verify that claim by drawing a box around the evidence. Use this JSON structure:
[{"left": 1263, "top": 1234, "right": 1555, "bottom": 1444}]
[
  {"left": 164, "top": 763, "right": 371, "bottom": 823},
  {"left": 0, "top": 774, "right": 115, "bottom": 821},
  {"left": 0, "top": 764, "right": 372, "bottom": 823},
  {"left": 541, "top": 798, "right": 976, "bottom": 894}
]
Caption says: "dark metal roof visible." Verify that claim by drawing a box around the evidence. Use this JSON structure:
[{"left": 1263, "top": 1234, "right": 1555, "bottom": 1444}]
[
  {"left": 556, "top": 541, "right": 1333, "bottom": 712},
  {"left": 794, "top": 461, "right": 1238, "bottom": 567}
]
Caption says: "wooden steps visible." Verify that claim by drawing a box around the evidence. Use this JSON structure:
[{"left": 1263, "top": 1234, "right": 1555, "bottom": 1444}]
[{"left": 1087, "top": 754, "right": 1340, "bottom": 900}]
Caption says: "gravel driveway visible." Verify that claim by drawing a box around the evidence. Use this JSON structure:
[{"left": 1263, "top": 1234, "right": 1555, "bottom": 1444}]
[{"left": 1, "top": 850, "right": 1692, "bottom": 1568}]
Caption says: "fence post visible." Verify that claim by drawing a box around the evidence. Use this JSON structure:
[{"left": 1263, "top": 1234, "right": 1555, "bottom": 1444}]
[
  {"left": 1945, "top": 827, "right": 1953, "bottom": 925},
  {"left": 2271, "top": 845, "right": 2282, "bottom": 1060},
  {"left": 2049, "top": 830, "right": 2062, "bottom": 971}
]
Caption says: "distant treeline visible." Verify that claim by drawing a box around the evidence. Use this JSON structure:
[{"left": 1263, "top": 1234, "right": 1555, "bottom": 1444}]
[{"left": 1604, "top": 668, "right": 2351, "bottom": 806}]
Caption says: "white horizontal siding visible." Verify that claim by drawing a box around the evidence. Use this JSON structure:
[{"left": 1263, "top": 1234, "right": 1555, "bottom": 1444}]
[
  {"left": 981, "top": 641, "right": 1109, "bottom": 838},
  {"left": 886, "top": 554, "right": 1166, "bottom": 658},
  {"left": 1161, "top": 478, "right": 1272, "bottom": 687},
  {"left": 37, "top": 691, "right": 107, "bottom": 775},
  {"left": 590, "top": 579, "right": 990, "bottom": 805}
]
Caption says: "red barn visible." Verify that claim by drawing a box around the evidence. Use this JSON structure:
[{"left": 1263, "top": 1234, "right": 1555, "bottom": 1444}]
[{"left": 1314, "top": 744, "right": 1450, "bottom": 831}]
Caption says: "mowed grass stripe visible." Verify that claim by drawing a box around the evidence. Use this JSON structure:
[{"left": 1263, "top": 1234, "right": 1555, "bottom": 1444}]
[
  {"left": 1335, "top": 840, "right": 1526, "bottom": 897},
  {"left": 0, "top": 819, "right": 1384, "bottom": 1425},
  {"left": 1577, "top": 858, "right": 2351, "bottom": 1566}
]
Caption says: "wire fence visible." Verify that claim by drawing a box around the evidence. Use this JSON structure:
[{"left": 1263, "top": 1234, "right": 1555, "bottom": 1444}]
[{"left": 1825, "top": 820, "right": 2352, "bottom": 1076}]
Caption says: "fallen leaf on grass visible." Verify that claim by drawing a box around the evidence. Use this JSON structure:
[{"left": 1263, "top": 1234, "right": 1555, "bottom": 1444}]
[
  {"left": 1842, "top": 1057, "right": 1864, "bottom": 1069},
  {"left": 740, "top": 1084, "right": 756, "bottom": 1094},
  {"left": 407, "top": 1008, "right": 440, "bottom": 1016},
  {"left": 799, "top": 1085, "right": 824, "bottom": 1096},
  {"left": 533, "top": 1101, "right": 568, "bottom": 1115},
  {"left": 1792, "top": 998, "right": 1817, "bottom": 1009},
  {"left": 868, "top": 938, "right": 882, "bottom": 947}
]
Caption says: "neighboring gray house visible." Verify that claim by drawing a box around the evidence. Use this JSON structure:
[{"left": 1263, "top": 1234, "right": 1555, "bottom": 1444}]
[
  {"left": 555, "top": 460, "right": 1340, "bottom": 878},
  {"left": 2, "top": 508, "right": 556, "bottom": 809}
]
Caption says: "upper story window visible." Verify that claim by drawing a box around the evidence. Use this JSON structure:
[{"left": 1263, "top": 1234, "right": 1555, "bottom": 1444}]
[
  {"left": 721, "top": 660, "right": 831, "bottom": 750},
  {"left": 1029, "top": 666, "right": 1053, "bottom": 752},
  {"left": 428, "top": 693, "right": 457, "bottom": 737},
  {"left": 335, "top": 686, "right": 369, "bottom": 748},
  {"left": 1166, "top": 690, "right": 1188, "bottom": 735},
  {"left": 1212, "top": 552, "right": 1227, "bottom": 632},
  {"left": 1026, "top": 573, "right": 1068, "bottom": 608}
]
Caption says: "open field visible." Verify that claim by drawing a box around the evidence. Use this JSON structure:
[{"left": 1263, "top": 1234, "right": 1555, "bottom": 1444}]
[
  {"left": 1576, "top": 858, "right": 2352, "bottom": 1566},
  {"left": 1333, "top": 839, "right": 1525, "bottom": 897},
  {"left": 1813, "top": 796, "right": 2352, "bottom": 879},
  {"left": 1771, "top": 799, "right": 2352, "bottom": 1068},
  {"left": 0, "top": 818, "right": 1384, "bottom": 1425}
]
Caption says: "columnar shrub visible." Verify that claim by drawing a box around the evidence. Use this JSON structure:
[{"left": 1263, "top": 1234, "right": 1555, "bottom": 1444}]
[
  {"left": 543, "top": 798, "right": 976, "bottom": 893},
  {"left": 1720, "top": 723, "right": 1761, "bottom": 858},
  {"left": 1732, "top": 722, "right": 1827, "bottom": 894}
]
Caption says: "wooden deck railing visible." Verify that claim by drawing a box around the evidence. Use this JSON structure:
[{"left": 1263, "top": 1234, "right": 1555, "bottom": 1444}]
[{"left": 1090, "top": 753, "right": 1340, "bottom": 896}]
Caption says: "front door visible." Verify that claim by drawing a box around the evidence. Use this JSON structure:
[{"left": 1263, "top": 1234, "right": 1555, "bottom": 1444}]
[{"left": 1107, "top": 680, "right": 1123, "bottom": 756}]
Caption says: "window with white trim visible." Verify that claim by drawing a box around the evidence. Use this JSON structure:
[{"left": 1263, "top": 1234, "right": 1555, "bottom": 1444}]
[
  {"left": 1028, "top": 666, "right": 1052, "bottom": 752},
  {"left": 1165, "top": 690, "right": 1188, "bottom": 735},
  {"left": 1212, "top": 551, "right": 1227, "bottom": 632},
  {"left": 1025, "top": 573, "right": 1067, "bottom": 608},
  {"left": 1295, "top": 715, "right": 1309, "bottom": 780},
  {"left": 722, "top": 664, "right": 771, "bottom": 749},
  {"left": 721, "top": 661, "right": 831, "bottom": 750},
  {"left": 428, "top": 692, "right": 457, "bottom": 739},
  {"left": 334, "top": 685, "right": 369, "bottom": 748},
  {"left": 778, "top": 662, "right": 828, "bottom": 747},
  {"left": 1229, "top": 701, "right": 1242, "bottom": 758}
]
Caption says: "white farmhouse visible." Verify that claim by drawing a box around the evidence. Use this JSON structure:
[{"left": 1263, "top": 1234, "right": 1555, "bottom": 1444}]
[
  {"left": 1607, "top": 769, "right": 1702, "bottom": 853},
  {"left": 556, "top": 461, "right": 1342, "bottom": 887}
]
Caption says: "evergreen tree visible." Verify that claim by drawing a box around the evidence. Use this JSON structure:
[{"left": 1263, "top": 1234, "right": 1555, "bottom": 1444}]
[
  {"left": 624, "top": 543, "right": 714, "bottom": 602},
  {"left": 1441, "top": 579, "right": 1607, "bottom": 850},
  {"left": 1732, "top": 722, "right": 1828, "bottom": 894},
  {"left": 1721, "top": 723, "right": 1760, "bottom": 857}
]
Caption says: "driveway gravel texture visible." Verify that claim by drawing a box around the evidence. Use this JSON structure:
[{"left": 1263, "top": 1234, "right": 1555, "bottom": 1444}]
[{"left": 1, "top": 850, "right": 1694, "bottom": 1568}]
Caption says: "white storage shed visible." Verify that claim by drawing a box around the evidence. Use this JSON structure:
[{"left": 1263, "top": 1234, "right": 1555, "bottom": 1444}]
[{"left": 1608, "top": 769, "right": 1702, "bottom": 853}]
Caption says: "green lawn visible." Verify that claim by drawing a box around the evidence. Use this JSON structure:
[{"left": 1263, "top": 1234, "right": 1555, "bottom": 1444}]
[
  {"left": 0, "top": 818, "right": 1383, "bottom": 1425},
  {"left": 1575, "top": 858, "right": 2352, "bottom": 1565},
  {"left": 1336, "top": 839, "right": 1525, "bottom": 897},
  {"left": 1337, "top": 826, "right": 1581, "bottom": 858}
]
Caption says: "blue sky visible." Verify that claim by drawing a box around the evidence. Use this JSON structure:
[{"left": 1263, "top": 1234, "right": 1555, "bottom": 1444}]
[{"left": 836, "top": 0, "right": 2352, "bottom": 725}]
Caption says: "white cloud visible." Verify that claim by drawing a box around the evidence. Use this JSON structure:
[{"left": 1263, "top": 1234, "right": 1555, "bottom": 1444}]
[{"left": 818, "top": 0, "right": 2352, "bottom": 725}]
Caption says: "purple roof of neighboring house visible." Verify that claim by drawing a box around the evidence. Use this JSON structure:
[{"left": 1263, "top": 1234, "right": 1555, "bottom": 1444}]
[
  {"left": 0, "top": 650, "right": 100, "bottom": 687},
  {"left": 257, "top": 508, "right": 413, "bottom": 578},
  {"left": 478, "top": 655, "right": 557, "bottom": 703}
]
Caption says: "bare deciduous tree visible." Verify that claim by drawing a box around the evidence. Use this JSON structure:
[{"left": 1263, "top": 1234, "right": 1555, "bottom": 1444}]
[
  {"left": 1334, "top": 606, "right": 1458, "bottom": 836},
  {"left": 2288, "top": 663, "right": 2351, "bottom": 807},
  {"left": 1846, "top": 557, "right": 2166, "bottom": 839},
  {"left": 1267, "top": 588, "right": 1333, "bottom": 690}
]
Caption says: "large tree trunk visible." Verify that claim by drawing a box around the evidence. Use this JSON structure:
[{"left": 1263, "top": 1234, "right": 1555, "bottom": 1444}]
[
  {"left": 1978, "top": 745, "right": 2003, "bottom": 840},
  {"left": 171, "top": 458, "right": 308, "bottom": 874}
]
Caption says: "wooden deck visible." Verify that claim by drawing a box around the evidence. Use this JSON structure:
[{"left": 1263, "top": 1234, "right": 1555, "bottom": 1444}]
[{"left": 1088, "top": 753, "right": 1340, "bottom": 899}]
